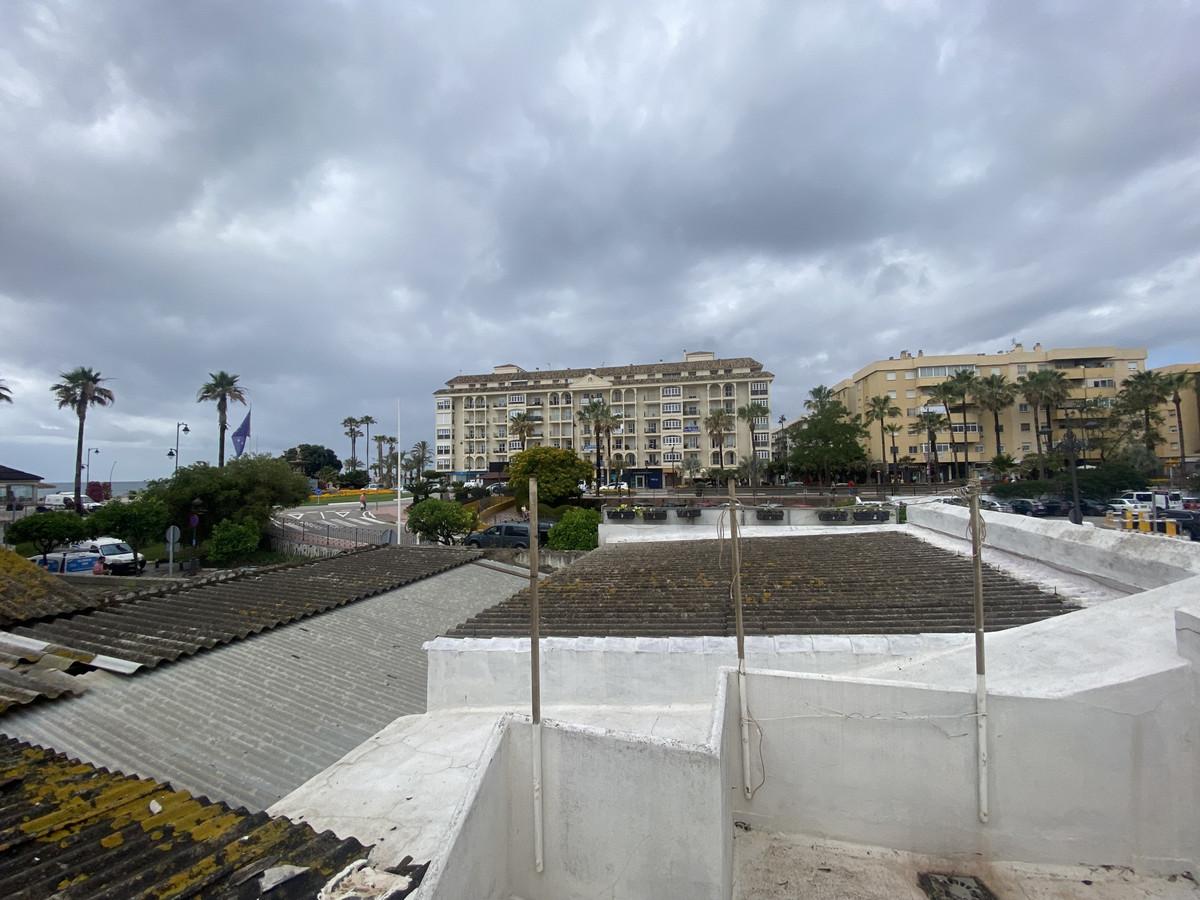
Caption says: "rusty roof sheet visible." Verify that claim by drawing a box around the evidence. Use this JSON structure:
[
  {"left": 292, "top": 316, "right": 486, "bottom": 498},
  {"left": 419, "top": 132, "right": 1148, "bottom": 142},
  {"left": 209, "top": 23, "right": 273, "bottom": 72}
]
[
  {"left": 0, "top": 736, "right": 421, "bottom": 899},
  {"left": 446, "top": 532, "right": 1079, "bottom": 638},
  {"left": 8, "top": 546, "right": 480, "bottom": 671},
  {"left": 0, "top": 549, "right": 95, "bottom": 629}
]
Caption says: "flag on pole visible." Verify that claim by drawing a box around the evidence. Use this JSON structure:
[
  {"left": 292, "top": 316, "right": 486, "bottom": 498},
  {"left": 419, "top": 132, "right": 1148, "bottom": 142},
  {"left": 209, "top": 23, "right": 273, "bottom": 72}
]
[{"left": 231, "top": 410, "right": 251, "bottom": 459}]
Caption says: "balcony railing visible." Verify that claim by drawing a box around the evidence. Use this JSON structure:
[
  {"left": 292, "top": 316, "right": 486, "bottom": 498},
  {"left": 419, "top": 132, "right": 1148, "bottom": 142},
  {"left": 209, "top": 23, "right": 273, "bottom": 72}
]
[{"left": 683, "top": 426, "right": 700, "bottom": 433}]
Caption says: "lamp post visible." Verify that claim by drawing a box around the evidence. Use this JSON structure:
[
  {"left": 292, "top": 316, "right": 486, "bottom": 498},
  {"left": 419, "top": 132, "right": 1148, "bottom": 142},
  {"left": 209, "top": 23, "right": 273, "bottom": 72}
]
[
  {"left": 85, "top": 447, "right": 101, "bottom": 486},
  {"left": 173, "top": 422, "right": 190, "bottom": 472},
  {"left": 1059, "top": 425, "right": 1085, "bottom": 525}
]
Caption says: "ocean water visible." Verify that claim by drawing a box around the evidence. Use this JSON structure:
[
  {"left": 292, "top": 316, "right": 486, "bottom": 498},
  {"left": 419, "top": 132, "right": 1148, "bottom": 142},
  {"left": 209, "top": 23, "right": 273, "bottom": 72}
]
[{"left": 39, "top": 480, "right": 152, "bottom": 497}]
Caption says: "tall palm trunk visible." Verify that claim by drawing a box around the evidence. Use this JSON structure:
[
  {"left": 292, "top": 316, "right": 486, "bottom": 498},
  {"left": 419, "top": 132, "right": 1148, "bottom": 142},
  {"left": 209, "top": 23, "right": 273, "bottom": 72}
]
[
  {"left": 605, "top": 429, "right": 614, "bottom": 487},
  {"left": 73, "top": 406, "right": 86, "bottom": 512},
  {"left": 217, "top": 396, "right": 228, "bottom": 467},
  {"left": 960, "top": 401, "right": 970, "bottom": 478},
  {"left": 1143, "top": 408, "right": 1154, "bottom": 451},
  {"left": 1043, "top": 404, "right": 1055, "bottom": 452},
  {"left": 878, "top": 423, "right": 887, "bottom": 487},
  {"left": 928, "top": 427, "right": 940, "bottom": 482},
  {"left": 993, "top": 410, "right": 1003, "bottom": 459},
  {"left": 594, "top": 424, "right": 603, "bottom": 488},
  {"left": 1173, "top": 392, "right": 1185, "bottom": 467}
]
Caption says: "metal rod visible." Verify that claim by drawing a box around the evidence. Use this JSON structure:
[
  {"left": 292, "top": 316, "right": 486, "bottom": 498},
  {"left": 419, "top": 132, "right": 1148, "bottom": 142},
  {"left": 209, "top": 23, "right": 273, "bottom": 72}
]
[
  {"left": 968, "top": 475, "right": 989, "bottom": 823},
  {"left": 529, "top": 477, "right": 544, "bottom": 872},
  {"left": 396, "top": 399, "right": 403, "bottom": 545},
  {"left": 730, "top": 480, "right": 753, "bottom": 801}
]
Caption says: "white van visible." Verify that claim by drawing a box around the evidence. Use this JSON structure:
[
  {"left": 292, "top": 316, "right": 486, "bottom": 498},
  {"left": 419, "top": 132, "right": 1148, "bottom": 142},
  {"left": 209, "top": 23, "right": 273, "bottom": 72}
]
[{"left": 41, "top": 492, "right": 103, "bottom": 511}]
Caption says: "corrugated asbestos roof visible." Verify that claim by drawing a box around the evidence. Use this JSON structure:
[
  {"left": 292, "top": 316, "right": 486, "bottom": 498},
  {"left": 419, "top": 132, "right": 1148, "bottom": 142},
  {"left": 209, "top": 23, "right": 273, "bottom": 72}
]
[
  {"left": 0, "top": 548, "right": 93, "bottom": 630},
  {"left": 447, "top": 532, "right": 1079, "bottom": 638},
  {"left": 0, "top": 634, "right": 83, "bottom": 713},
  {"left": 8, "top": 546, "right": 480, "bottom": 670},
  {"left": 0, "top": 736, "right": 422, "bottom": 900},
  {"left": 1, "top": 562, "right": 525, "bottom": 812}
]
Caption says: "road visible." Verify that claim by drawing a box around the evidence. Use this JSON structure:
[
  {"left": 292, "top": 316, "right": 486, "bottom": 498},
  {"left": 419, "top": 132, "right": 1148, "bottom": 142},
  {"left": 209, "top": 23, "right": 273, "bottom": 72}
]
[{"left": 272, "top": 498, "right": 413, "bottom": 548}]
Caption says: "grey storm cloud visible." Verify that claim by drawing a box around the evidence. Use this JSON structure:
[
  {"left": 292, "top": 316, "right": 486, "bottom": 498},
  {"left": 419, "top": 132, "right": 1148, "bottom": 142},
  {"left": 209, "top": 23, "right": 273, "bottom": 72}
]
[{"left": 1, "top": 0, "right": 1198, "bottom": 479}]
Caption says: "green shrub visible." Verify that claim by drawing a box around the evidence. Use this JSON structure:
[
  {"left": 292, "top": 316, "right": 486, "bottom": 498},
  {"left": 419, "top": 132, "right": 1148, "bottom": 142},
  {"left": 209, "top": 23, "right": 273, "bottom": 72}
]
[
  {"left": 407, "top": 498, "right": 477, "bottom": 545},
  {"left": 547, "top": 507, "right": 600, "bottom": 551},
  {"left": 206, "top": 520, "right": 261, "bottom": 566},
  {"left": 337, "top": 469, "right": 369, "bottom": 489}
]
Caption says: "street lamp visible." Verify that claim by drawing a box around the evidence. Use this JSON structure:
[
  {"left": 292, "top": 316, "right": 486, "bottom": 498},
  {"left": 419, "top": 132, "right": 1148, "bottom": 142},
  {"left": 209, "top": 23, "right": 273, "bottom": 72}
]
[
  {"left": 85, "top": 447, "right": 101, "bottom": 485},
  {"left": 1058, "top": 425, "right": 1087, "bottom": 525},
  {"left": 173, "top": 422, "right": 190, "bottom": 472}
]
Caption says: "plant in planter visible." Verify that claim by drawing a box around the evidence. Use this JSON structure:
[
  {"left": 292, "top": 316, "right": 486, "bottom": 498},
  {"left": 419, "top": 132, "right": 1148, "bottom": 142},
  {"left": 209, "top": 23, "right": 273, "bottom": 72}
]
[
  {"left": 852, "top": 509, "right": 877, "bottom": 522},
  {"left": 677, "top": 506, "right": 702, "bottom": 519},
  {"left": 607, "top": 503, "right": 636, "bottom": 520},
  {"left": 642, "top": 507, "right": 668, "bottom": 521},
  {"left": 818, "top": 509, "right": 848, "bottom": 522},
  {"left": 874, "top": 509, "right": 891, "bottom": 522},
  {"left": 756, "top": 506, "right": 785, "bottom": 521}
]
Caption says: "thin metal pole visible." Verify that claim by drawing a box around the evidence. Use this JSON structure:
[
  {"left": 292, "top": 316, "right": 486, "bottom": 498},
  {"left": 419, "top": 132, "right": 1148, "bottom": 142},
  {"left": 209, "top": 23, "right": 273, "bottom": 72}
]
[
  {"left": 730, "top": 480, "right": 753, "bottom": 801},
  {"left": 968, "top": 475, "right": 989, "bottom": 823},
  {"left": 529, "top": 477, "right": 544, "bottom": 873},
  {"left": 396, "top": 399, "right": 402, "bottom": 545}
]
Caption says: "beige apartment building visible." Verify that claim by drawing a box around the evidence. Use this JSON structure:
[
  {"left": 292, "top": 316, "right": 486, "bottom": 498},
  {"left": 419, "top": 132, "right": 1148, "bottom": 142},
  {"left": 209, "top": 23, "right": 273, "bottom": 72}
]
[
  {"left": 1154, "top": 362, "right": 1200, "bottom": 476},
  {"left": 433, "top": 351, "right": 774, "bottom": 488},
  {"left": 832, "top": 343, "right": 1147, "bottom": 479}
]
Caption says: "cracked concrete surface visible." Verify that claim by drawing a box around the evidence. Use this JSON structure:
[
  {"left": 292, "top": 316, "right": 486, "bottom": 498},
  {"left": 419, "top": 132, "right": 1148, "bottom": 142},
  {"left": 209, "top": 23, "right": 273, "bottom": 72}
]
[{"left": 733, "top": 830, "right": 1200, "bottom": 899}]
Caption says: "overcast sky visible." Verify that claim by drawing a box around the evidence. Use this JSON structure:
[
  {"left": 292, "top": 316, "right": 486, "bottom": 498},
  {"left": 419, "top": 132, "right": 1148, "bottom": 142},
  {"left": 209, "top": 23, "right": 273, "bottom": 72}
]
[{"left": 1, "top": 1, "right": 1197, "bottom": 481}]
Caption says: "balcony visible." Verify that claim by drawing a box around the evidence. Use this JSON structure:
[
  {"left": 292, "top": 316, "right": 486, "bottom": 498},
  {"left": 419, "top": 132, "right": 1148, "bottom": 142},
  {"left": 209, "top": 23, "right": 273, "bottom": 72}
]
[
  {"left": 750, "top": 388, "right": 768, "bottom": 397},
  {"left": 683, "top": 407, "right": 699, "bottom": 416},
  {"left": 683, "top": 425, "right": 700, "bottom": 433}
]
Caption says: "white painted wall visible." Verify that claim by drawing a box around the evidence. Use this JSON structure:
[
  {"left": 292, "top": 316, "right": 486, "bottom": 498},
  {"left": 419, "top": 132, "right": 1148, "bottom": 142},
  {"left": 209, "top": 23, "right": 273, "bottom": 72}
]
[
  {"left": 600, "top": 518, "right": 901, "bottom": 544},
  {"left": 425, "top": 633, "right": 973, "bottom": 710},
  {"left": 908, "top": 502, "right": 1200, "bottom": 590},
  {"left": 724, "top": 666, "right": 1199, "bottom": 874}
]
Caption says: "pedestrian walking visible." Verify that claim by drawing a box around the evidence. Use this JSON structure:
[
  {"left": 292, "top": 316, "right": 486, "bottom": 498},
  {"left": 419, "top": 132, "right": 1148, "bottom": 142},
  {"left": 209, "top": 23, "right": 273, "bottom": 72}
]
[{"left": 359, "top": 491, "right": 367, "bottom": 513}]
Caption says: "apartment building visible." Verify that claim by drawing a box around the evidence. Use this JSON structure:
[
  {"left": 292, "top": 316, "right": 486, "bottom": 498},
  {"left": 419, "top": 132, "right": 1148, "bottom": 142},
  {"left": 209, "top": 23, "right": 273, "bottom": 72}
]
[
  {"left": 831, "top": 343, "right": 1147, "bottom": 479},
  {"left": 433, "top": 351, "right": 774, "bottom": 488},
  {"left": 1153, "top": 363, "right": 1200, "bottom": 475}
]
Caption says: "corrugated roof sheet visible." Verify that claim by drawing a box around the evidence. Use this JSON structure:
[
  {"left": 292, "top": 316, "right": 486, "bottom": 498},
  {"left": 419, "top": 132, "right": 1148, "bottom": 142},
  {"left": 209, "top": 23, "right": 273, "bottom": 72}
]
[
  {"left": 0, "top": 548, "right": 93, "bottom": 629},
  {"left": 447, "top": 532, "right": 1079, "bottom": 638},
  {"left": 0, "top": 736, "right": 417, "bottom": 900},
  {"left": 9, "top": 546, "right": 480, "bottom": 670},
  {"left": 0, "top": 634, "right": 84, "bottom": 713},
  {"left": 1, "top": 562, "right": 525, "bottom": 812}
]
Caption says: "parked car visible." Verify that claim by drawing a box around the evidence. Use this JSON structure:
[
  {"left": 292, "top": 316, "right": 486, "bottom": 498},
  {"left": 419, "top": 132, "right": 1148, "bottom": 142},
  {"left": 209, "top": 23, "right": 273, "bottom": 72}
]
[
  {"left": 486, "top": 482, "right": 509, "bottom": 495},
  {"left": 1075, "top": 497, "right": 1111, "bottom": 517},
  {"left": 1037, "top": 496, "right": 1073, "bottom": 517},
  {"left": 69, "top": 536, "right": 146, "bottom": 574},
  {"left": 1158, "top": 510, "right": 1200, "bottom": 541},
  {"left": 598, "top": 481, "right": 629, "bottom": 493},
  {"left": 29, "top": 550, "right": 104, "bottom": 574},
  {"left": 463, "top": 522, "right": 552, "bottom": 549},
  {"left": 1106, "top": 498, "right": 1142, "bottom": 513},
  {"left": 979, "top": 498, "right": 1012, "bottom": 513},
  {"left": 1007, "top": 498, "right": 1049, "bottom": 517},
  {"left": 40, "top": 492, "right": 104, "bottom": 512},
  {"left": 1182, "top": 495, "right": 1199, "bottom": 511}
]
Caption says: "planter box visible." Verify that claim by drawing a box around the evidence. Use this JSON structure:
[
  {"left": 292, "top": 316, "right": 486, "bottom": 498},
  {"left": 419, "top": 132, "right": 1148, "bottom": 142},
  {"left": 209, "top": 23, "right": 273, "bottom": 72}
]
[
  {"left": 874, "top": 510, "right": 891, "bottom": 522},
  {"left": 677, "top": 508, "right": 703, "bottom": 519},
  {"left": 607, "top": 510, "right": 636, "bottom": 521},
  {"left": 852, "top": 510, "right": 876, "bottom": 522},
  {"left": 756, "top": 508, "right": 785, "bottom": 521},
  {"left": 818, "top": 510, "right": 848, "bottom": 522},
  {"left": 642, "top": 509, "right": 668, "bottom": 521}
]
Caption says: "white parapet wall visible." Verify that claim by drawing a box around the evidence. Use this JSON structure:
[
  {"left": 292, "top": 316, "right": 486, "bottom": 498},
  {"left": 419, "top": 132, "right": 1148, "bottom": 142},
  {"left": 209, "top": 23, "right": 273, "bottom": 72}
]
[
  {"left": 425, "top": 633, "right": 974, "bottom": 710},
  {"left": 907, "top": 502, "right": 1200, "bottom": 590}
]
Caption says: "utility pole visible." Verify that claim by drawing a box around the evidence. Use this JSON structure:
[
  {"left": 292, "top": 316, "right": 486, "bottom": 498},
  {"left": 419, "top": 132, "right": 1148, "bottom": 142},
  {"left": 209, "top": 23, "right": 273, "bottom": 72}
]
[
  {"left": 967, "top": 476, "right": 989, "bottom": 823},
  {"left": 529, "top": 477, "right": 544, "bottom": 873}
]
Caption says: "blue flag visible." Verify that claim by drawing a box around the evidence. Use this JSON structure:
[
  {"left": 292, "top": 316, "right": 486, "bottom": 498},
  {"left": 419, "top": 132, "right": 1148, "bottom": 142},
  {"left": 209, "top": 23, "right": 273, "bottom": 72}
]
[{"left": 231, "top": 410, "right": 251, "bottom": 458}]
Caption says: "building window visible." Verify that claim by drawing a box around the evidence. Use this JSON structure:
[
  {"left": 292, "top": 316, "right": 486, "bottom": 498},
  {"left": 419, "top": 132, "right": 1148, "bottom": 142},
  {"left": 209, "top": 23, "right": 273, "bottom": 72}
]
[
  {"left": 905, "top": 408, "right": 917, "bottom": 417},
  {"left": 436, "top": 428, "right": 451, "bottom": 440},
  {"left": 905, "top": 390, "right": 916, "bottom": 399},
  {"left": 436, "top": 444, "right": 450, "bottom": 455},
  {"left": 664, "top": 452, "right": 682, "bottom": 462},
  {"left": 508, "top": 440, "right": 523, "bottom": 450},
  {"left": 663, "top": 419, "right": 682, "bottom": 429},
  {"left": 904, "top": 371, "right": 915, "bottom": 380},
  {"left": 1016, "top": 364, "right": 1028, "bottom": 375},
  {"left": 756, "top": 449, "right": 770, "bottom": 460},
  {"left": 917, "top": 365, "right": 976, "bottom": 378},
  {"left": 908, "top": 445, "right": 919, "bottom": 455},
  {"left": 886, "top": 372, "right": 897, "bottom": 381},
  {"left": 661, "top": 386, "right": 682, "bottom": 397},
  {"left": 753, "top": 416, "right": 768, "bottom": 428},
  {"left": 508, "top": 394, "right": 525, "bottom": 404},
  {"left": 436, "top": 459, "right": 451, "bottom": 471},
  {"left": 750, "top": 382, "right": 768, "bottom": 395},
  {"left": 664, "top": 435, "right": 681, "bottom": 446},
  {"left": 1020, "top": 422, "right": 1031, "bottom": 432},
  {"left": 436, "top": 398, "right": 451, "bottom": 410},
  {"left": 1128, "top": 362, "right": 1139, "bottom": 371},
  {"left": 1090, "top": 379, "right": 1115, "bottom": 388},
  {"left": 1018, "top": 403, "right": 1030, "bottom": 413},
  {"left": 662, "top": 402, "right": 682, "bottom": 414},
  {"left": 887, "top": 390, "right": 897, "bottom": 399},
  {"left": 950, "top": 424, "right": 979, "bottom": 433},
  {"left": 1021, "top": 443, "right": 1031, "bottom": 452}
]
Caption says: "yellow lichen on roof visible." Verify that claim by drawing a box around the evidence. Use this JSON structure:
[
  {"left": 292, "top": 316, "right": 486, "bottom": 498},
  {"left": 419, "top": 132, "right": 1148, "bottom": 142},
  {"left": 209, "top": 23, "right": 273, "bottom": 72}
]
[{"left": 0, "top": 546, "right": 88, "bottom": 627}]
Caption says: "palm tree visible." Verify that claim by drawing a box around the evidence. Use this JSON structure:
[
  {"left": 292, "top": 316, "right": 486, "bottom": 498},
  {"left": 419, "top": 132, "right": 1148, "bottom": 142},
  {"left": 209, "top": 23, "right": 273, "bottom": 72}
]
[
  {"left": 601, "top": 408, "right": 622, "bottom": 487},
  {"left": 864, "top": 395, "right": 900, "bottom": 487},
  {"left": 682, "top": 455, "right": 701, "bottom": 484},
  {"left": 910, "top": 410, "right": 949, "bottom": 482},
  {"left": 342, "top": 416, "right": 363, "bottom": 470},
  {"left": 704, "top": 409, "right": 736, "bottom": 484},
  {"left": 1119, "top": 370, "right": 1172, "bottom": 452},
  {"left": 1038, "top": 370, "right": 1070, "bottom": 450},
  {"left": 0, "top": 377, "right": 11, "bottom": 404},
  {"left": 576, "top": 399, "right": 610, "bottom": 490},
  {"left": 359, "top": 415, "right": 377, "bottom": 476},
  {"left": 804, "top": 385, "right": 834, "bottom": 415},
  {"left": 737, "top": 401, "right": 770, "bottom": 491},
  {"left": 1017, "top": 372, "right": 1047, "bottom": 463},
  {"left": 410, "top": 440, "right": 432, "bottom": 479},
  {"left": 1163, "top": 372, "right": 1191, "bottom": 469},
  {"left": 509, "top": 411, "right": 537, "bottom": 450},
  {"left": 946, "top": 370, "right": 981, "bottom": 477},
  {"left": 923, "top": 382, "right": 961, "bottom": 478},
  {"left": 975, "top": 374, "right": 1017, "bottom": 460},
  {"left": 386, "top": 436, "right": 398, "bottom": 486},
  {"left": 884, "top": 422, "right": 903, "bottom": 483},
  {"left": 197, "top": 372, "right": 248, "bottom": 468},
  {"left": 373, "top": 434, "right": 387, "bottom": 484},
  {"left": 51, "top": 367, "right": 114, "bottom": 513}
]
